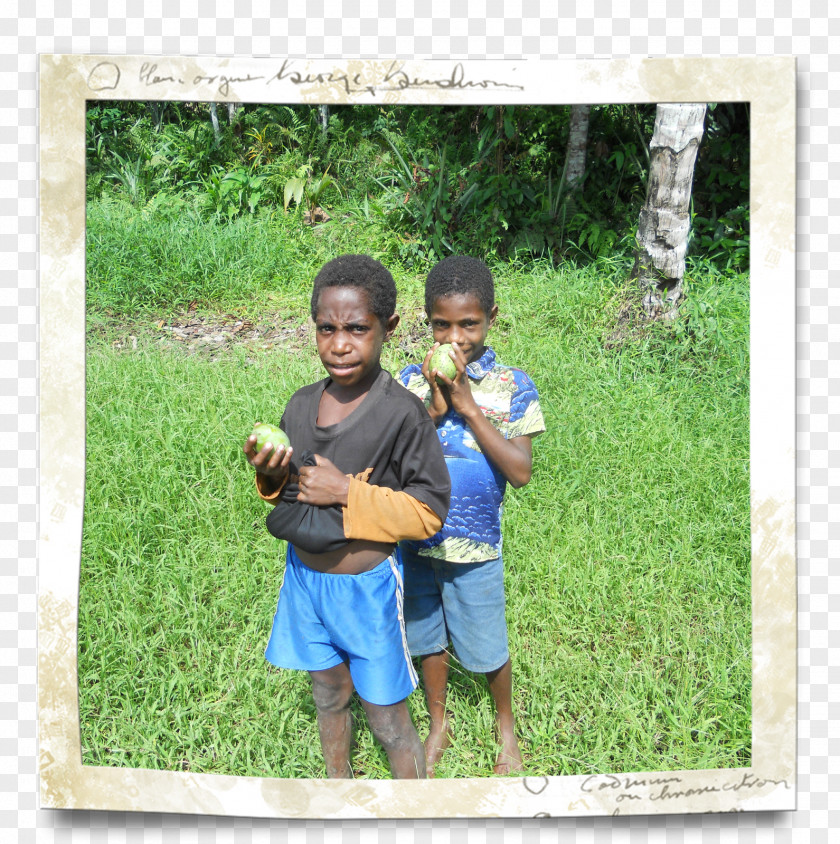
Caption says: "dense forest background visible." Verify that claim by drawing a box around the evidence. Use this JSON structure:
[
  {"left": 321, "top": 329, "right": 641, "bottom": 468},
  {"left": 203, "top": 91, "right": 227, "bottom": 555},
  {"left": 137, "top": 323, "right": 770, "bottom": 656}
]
[{"left": 85, "top": 100, "right": 748, "bottom": 308}]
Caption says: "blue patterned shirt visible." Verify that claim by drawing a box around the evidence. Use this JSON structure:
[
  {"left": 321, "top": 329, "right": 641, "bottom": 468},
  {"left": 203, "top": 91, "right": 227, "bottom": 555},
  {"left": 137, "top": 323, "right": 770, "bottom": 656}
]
[{"left": 399, "top": 346, "right": 545, "bottom": 562}]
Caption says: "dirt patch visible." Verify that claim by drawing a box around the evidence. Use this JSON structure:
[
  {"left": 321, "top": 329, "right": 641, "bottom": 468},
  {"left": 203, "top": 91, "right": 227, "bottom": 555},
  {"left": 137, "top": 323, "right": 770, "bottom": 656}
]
[
  {"left": 157, "top": 313, "right": 315, "bottom": 356},
  {"left": 87, "top": 311, "right": 314, "bottom": 359},
  {"left": 90, "top": 306, "right": 432, "bottom": 360}
]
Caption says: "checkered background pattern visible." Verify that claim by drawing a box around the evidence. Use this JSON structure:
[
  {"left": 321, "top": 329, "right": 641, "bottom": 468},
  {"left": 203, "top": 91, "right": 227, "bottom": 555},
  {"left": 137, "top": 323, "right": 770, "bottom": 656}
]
[{"left": 2, "top": 2, "right": 836, "bottom": 841}]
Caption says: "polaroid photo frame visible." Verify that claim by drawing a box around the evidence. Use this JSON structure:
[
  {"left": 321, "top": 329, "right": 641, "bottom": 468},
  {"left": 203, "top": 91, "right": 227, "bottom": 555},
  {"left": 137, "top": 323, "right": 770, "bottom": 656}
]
[{"left": 38, "top": 55, "right": 795, "bottom": 819}]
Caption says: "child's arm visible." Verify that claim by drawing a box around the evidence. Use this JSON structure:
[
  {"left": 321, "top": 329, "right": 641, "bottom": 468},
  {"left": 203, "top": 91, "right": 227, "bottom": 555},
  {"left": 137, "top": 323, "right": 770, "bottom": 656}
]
[
  {"left": 248, "top": 438, "right": 439, "bottom": 551},
  {"left": 342, "top": 478, "right": 444, "bottom": 542},
  {"left": 248, "top": 395, "right": 449, "bottom": 549},
  {"left": 296, "top": 453, "right": 447, "bottom": 543},
  {"left": 435, "top": 345, "right": 535, "bottom": 489},
  {"left": 243, "top": 424, "right": 294, "bottom": 500},
  {"left": 454, "top": 406, "right": 534, "bottom": 488},
  {"left": 417, "top": 346, "right": 451, "bottom": 424},
  {"left": 290, "top": 401, "right": 450, "bottom": 544}
]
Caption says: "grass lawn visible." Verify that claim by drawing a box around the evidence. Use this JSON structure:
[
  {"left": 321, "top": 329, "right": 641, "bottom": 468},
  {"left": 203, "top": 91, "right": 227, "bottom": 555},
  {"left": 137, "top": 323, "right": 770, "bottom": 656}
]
[{"left": 79, "top": 201, "right": 751, "bottom": 779}]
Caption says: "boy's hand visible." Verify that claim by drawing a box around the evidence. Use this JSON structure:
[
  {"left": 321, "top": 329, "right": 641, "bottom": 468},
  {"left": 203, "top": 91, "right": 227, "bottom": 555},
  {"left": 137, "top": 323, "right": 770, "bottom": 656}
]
[
  {"left": 244, "top": 423, "right": 293, "bottom": 482},
  {"left": 429, "top": 343, "right": 479, "bottom": 420},
  {"left": 420, "top": 343, "right": 451, "bottom": 422},
  {"left": 297, "top": 454, "right": 351, "bottom": 507}
]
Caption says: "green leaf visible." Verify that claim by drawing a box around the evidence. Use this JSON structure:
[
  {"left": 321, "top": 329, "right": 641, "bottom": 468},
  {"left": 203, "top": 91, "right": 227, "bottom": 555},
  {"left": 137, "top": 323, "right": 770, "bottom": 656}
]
[
  {"left": 283, "top": 177, "right": 305, "bottom": 212},
  {"left": 504, "top": 112, "right": 515, "bottom": 139}
]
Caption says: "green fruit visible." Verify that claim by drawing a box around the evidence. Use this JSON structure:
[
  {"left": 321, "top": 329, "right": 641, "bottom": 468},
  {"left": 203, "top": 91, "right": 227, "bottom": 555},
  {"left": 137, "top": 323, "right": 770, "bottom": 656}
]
[
  {"left": 251, "top": 423, "right": 290, "bottom": 456},
  {"left": 430, "top": 344, "right": 457, "bottom": 383}
]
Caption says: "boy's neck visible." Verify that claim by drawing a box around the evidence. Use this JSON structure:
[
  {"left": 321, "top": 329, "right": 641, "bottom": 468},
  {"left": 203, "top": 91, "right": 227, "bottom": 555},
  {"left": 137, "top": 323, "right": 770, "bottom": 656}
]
[
  {"left": 467, "top": 345, "right": 490, "bottom": 366},
  {"left": 319, "top": 365, "right": 382, "bottom": 426}
]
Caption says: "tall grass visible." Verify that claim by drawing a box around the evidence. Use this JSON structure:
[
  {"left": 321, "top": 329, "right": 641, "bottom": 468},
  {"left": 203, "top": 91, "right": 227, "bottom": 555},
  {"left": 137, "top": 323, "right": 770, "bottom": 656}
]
[
  {"left": 79, "top": 253, "right": 751, "bottom": 778},
  {"left": 86, "top": 193, "right": 428, "bottom": 316}
]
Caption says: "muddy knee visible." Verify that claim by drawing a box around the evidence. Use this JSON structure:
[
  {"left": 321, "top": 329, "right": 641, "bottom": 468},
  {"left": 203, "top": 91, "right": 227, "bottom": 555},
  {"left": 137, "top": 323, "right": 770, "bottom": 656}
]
[
  {"left": 310, "top": 667, "right": 354, "bottom": 714},
  {"left": 364, "top": 703, "right": 419, "bottom": 753}
]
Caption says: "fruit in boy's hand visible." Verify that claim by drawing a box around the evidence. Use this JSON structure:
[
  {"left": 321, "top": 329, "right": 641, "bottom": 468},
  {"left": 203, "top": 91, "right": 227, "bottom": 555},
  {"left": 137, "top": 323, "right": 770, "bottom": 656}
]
[
  {"left": 250, "top": 423, "right": 290, "bottom": 456},
  {"left": 429, "top": 343, "right": 458, "bottom": 384}
]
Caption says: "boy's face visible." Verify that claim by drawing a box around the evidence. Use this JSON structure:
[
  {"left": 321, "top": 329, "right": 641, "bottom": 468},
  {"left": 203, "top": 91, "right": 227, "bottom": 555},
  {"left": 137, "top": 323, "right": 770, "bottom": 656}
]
[
  {"left": 428, "top": 292, "right": 498, "bottom": 365},
  {"left": 313, "top": 285, "right": 398, "bottom": 389}
]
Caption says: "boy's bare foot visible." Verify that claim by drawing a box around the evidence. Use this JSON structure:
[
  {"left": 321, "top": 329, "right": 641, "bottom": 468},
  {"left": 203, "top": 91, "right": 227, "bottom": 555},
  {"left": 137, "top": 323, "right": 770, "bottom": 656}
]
[
  {"left": 492, "top": 723, "right": 523, "bottom": 775},
  {"left": 423, "top": 717, "right": 453, "bottom": 778}
]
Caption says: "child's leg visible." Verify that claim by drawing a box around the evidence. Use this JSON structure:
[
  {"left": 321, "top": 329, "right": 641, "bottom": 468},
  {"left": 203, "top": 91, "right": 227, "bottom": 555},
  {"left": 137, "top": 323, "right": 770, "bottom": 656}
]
[
  {"left": 359, "top": 697, "right": 426, "bottom": 779},
  {"left": 401, "top": 548, "right": 452, "bottom": 775},
  {"left": 485, "top": 658, "right": 524, "bottom": 775},
  {"left": 419, "top": 649, "right": 453, "bottom": 777},
  {"left": 437, "top": 556, "right": 523, "bottom": 774},
  {"left": 309, "top": 663, "right": 356, "bottom": 778}
]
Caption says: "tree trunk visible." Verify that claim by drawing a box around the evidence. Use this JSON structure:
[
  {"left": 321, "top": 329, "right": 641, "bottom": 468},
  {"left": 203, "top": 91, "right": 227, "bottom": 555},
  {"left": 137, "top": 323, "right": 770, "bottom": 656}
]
[
  {"left": 319, "top": 104, "right": 330, "bottom": 136},
  {"left": 208, "top": 102, "right": 221, "bottom": 146},
  {"left": 633, "top": 103, "right": 706, "bottom": 318},
  {"left": 564, "top": 104, "right": 590, "bottom": 187},
  {"left": 148, "top": 101, "right": 164, "bottom": 131}
]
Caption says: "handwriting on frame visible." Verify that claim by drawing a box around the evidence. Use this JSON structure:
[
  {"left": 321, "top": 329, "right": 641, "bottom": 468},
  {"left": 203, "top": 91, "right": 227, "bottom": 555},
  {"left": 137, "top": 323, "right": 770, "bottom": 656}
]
[{"left": 87, "top": 59, "right": 526, "bottom": 99}]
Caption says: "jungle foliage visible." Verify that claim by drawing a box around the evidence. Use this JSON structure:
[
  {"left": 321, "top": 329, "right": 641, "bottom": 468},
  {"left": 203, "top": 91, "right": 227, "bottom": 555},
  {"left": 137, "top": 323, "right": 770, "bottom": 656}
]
[{"left": 86, "top": 100, "right": 749, "bottom": 270}]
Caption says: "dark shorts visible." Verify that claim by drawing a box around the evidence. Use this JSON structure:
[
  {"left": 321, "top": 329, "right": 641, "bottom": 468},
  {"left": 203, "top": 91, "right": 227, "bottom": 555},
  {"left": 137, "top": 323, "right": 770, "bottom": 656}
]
[
  {"left": 265, "top": 545, "right": 418, "bottom": 706},
  {"left": 401, "top": 547, "right": 509, "bottom": 674}
]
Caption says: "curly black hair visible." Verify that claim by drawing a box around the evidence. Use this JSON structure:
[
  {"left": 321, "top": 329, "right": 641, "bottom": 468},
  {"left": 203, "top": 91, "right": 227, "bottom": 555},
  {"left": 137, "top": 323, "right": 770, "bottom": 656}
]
[
  {"left": 424, "top": 255, "right": 495, "bottom": 316},
  {"left": 310, "top": 254, "right": 397, "bottom": 326}
]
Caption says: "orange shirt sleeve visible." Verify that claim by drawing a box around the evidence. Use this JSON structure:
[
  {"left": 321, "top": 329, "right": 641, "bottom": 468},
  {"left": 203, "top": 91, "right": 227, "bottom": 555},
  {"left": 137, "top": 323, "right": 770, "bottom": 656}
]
[
  {"left": 255, "top": 472, "right": 286, "bottom": 504},
  {"left": 342, "top": 478, "right": 443, "bottom": 543}
]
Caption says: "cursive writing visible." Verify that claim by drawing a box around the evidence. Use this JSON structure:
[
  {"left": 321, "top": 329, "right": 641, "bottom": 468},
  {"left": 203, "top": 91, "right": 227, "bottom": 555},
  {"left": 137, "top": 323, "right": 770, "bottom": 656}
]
[
  {"left": 268, "top": 59, "right": 524, "bottom": 97},
  {"left": 268, "top": 59, "right": 367, "bottom": 95},
  {"left": 578, "top": 770, "right": 790, "bottom": 812},
  {"left": 193, "top": 72, "right": 265, "bottom": 98},
  {"left": 88, "top": 58, "right": 526, "bottom": 99},
  {"left": 382, "top": 61, "right": 524, "bottom": 92},
  {"left": 140, "top": 63, "right": 183, "bottom": 88},
  {"left": 518, "top": 769, "right": 790, "bottom": 816},
  {"left": 581, "top": 773, "right": 681, "bottom": 794}
]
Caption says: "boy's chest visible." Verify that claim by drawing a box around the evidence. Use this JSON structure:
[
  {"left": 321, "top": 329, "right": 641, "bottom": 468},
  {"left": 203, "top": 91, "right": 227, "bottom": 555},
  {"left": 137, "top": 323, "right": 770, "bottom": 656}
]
[
  {"left": 315, "top": 389, "right": 365, "bottom": 427},
  {"left": 406, "top": 370, "right": 516, "bottom": 431},
  {"left": 288, "top": 393, "right": 401, "bottom": 475},
  {"left": 469, "top": 378, "right": 516, "bottom": 427}
]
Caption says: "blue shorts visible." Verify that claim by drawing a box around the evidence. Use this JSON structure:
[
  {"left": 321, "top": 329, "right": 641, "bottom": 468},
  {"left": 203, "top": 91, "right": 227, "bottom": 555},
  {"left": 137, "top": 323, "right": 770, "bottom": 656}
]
[
  {"left": 401, "top": 547, "right": 509, "bottom": 674},
  {"left": 265, "top": 545, "right": 418, "bottom": 706}
]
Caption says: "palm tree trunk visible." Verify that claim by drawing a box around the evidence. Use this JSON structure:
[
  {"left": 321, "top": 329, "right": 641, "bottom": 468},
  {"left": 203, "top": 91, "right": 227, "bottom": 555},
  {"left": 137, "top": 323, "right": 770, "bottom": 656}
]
[
  {"left": 633, "top": 103, "right": 707, "bottom": 318},
  {"left": 208, "top": 102, "right": 221, "bottom": 146},
  {"left": 564, "top": 104, "right": 590, "bottom": 188}
]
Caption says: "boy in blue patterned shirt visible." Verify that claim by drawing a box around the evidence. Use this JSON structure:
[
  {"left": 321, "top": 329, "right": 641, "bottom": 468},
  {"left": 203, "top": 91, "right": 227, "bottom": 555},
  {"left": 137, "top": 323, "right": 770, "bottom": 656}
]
[{"left": 399, "top": 256, "right": 546, "bottom": 776}]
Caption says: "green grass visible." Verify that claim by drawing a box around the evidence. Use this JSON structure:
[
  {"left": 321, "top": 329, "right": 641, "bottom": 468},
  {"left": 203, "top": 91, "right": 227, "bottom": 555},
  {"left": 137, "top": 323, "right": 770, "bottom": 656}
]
[
  {"left": 80, "top": 212, "right": 751, "bottom": 779},
  {"left": 85, "top": 193, "right": 424, "bottom": 316}
]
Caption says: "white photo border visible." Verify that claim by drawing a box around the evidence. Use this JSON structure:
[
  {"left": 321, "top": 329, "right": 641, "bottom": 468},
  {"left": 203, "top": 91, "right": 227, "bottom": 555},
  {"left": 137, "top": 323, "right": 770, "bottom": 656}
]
[{"left": 38, "top": 54, "right": 796, "bottom": 819}]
